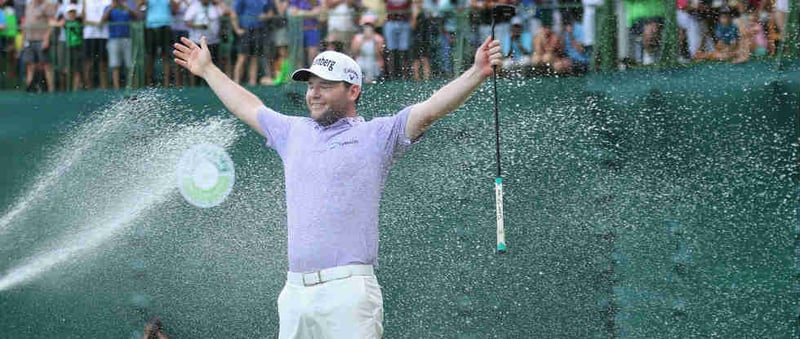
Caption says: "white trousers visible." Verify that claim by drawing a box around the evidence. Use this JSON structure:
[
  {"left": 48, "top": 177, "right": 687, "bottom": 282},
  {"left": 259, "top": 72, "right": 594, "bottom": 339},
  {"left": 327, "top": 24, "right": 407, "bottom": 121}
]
[{"left": 278, "top": 270, "right": 383, "bottom": 338}]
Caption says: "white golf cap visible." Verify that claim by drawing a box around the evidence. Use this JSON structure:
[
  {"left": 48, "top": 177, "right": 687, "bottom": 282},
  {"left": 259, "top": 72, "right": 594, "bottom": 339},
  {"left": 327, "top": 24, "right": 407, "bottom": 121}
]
[{"left": 291, "top": 51, "right": 363, "bottom": 87}]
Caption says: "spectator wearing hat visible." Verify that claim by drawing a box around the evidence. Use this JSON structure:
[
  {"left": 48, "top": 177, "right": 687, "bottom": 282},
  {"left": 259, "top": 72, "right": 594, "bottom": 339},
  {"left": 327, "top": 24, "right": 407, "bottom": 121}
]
[
  {"left": 622, "top": 0, "right": 665, "bottom": 65},
  {"left": 501, "top": 16, "right": 532, "bottom": 74},
  {"left": 350, "top": 13, "right": 384, "bottom": 83},
  {"left": 62, "top": 3, "right": 83, "bottom": 90},
  {"left": 51, "top": 0, "right": 83, "bottom": 91},
  {"left": 711, "top": 6, "right": 739, "bottom": 61}
]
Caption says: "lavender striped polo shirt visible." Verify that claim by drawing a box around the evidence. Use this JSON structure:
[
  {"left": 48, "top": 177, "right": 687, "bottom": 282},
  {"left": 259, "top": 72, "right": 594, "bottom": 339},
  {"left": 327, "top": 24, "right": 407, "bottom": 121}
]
[{"left": 257, "top": 105, "right": 418, "bottom": 273}]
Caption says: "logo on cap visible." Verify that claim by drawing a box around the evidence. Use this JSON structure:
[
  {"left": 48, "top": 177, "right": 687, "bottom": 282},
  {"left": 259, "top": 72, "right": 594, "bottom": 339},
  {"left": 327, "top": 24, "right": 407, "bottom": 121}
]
[
  {"left": 313, "top": 57, "right": 337, "bottom": 72},
  {"left": 291, "top": 51, "right": 362, "bottom": 86},
  {"left": 344, "top": 67, "right": 360, "bottom": 82}
]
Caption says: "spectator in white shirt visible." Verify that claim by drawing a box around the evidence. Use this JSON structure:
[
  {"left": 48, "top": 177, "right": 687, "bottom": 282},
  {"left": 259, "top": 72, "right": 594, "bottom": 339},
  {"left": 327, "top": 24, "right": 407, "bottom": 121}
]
[
  {"left": 82, "top": 0, "right": 111, "bottom": 89},
  {"left": 184, "top": 0, "right": 221, "bottom": 84}
]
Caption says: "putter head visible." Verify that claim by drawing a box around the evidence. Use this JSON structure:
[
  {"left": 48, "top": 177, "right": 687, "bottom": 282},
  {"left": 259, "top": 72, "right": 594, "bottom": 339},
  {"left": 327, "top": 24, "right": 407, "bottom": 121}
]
[{"left": 492, "top": 4, "right": 516, "bottom": 23}]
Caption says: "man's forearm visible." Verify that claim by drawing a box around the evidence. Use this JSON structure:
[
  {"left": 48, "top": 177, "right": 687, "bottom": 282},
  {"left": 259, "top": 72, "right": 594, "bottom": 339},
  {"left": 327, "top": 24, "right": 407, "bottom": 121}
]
[
  {"left": 406, "top": 65, "right": 487, "bottom": 138},
  {"left": 203, "top": 65, "right": 264, "bottom": 134},
  {"left": 427, "top": 65, "right": 485, "bottom": 114}
]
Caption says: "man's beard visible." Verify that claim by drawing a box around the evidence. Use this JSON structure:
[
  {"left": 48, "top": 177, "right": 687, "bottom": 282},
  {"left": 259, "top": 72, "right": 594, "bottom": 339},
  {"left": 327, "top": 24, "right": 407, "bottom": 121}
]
[{"left": 314, "top": 108, "right": 347, "bottom": 127}]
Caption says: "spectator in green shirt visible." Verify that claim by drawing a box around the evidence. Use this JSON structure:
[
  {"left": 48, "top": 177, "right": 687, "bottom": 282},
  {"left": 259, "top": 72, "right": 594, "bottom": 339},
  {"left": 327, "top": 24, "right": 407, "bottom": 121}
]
[
  {"left": 623, "top": 0, "right": 665, "bottom": 65},
  {"left": 0, "top": 0, "right": 19, "bottom": 79},
  {"left": 58, "top": 3, "right": 84, "bottom": 90}
]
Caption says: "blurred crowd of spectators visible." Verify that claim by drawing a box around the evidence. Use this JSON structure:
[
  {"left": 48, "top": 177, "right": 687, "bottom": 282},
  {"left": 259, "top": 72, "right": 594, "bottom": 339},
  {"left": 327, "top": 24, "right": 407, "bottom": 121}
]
[{"left": 0, "top": 0, "right": 792, "bottom": 92}]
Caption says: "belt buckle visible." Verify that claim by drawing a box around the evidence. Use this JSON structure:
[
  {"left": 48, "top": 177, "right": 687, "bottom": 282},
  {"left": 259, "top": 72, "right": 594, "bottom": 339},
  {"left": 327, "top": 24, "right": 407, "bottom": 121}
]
[{"left": 302, "top": 271, "right": 322, "bottom": 286}]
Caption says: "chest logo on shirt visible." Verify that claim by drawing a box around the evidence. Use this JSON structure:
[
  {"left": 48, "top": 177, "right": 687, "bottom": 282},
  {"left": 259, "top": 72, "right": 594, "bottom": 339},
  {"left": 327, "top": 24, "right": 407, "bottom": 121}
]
[{"left": 328, "top": 138, "right": 359, "bottom": 150}]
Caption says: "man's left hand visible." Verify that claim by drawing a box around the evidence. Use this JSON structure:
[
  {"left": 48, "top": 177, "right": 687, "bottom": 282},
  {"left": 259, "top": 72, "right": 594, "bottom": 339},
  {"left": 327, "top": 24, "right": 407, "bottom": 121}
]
[{"left": 474, "top": 36, "right": 503, "bottom": 78}]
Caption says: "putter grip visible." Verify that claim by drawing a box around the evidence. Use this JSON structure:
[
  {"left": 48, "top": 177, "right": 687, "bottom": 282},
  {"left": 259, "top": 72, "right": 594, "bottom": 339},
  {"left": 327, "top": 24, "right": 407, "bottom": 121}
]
[{"left": 495, "top": 177, "right": 506, "bottom": 253}]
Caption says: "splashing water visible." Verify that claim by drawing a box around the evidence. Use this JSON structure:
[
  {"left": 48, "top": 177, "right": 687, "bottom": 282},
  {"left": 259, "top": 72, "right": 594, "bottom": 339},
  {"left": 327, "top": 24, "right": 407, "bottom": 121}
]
[
  {"left": 0, "top": 98, "right": 161, "bottom": 234},
  {"left": 0, "top": 65, "right": 795, "bottom": 338},
  {"left": 0, "top": 92, "right": 240, "bottom": 291}
]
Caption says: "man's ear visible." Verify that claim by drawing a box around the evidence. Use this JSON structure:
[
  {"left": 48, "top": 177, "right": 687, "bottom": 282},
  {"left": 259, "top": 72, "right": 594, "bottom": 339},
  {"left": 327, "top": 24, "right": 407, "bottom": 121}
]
[{"left": 349, "top": 84, "right": 361, "bottom": 101}]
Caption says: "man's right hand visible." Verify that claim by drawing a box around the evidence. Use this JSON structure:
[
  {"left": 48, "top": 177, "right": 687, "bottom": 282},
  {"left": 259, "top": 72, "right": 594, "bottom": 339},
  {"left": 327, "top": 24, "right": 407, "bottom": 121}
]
[
  {"left": 173, "top": 36, "right": 213, "bottom": 78},
  {"left": 173, "top": 35, "right": 266, "bottom": 137}
]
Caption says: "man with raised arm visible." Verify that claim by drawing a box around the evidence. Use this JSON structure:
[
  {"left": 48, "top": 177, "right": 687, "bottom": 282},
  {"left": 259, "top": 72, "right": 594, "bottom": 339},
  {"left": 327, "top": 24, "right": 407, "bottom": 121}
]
[{"left": 173, "top": 34, "right": 502, "bottom": 338}]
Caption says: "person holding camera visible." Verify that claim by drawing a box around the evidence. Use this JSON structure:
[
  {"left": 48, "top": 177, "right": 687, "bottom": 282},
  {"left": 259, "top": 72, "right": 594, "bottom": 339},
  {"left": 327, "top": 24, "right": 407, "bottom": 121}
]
[{"left": 184, "top": 0, "right": 221, "bottom": 85}]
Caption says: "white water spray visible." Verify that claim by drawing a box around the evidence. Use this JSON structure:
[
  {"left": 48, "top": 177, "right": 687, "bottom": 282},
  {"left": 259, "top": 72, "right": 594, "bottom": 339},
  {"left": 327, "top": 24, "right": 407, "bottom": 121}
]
[
  {"left": 0, "top": 95, "right": 166, "bottom": 234},
  {"left": 0, "top": 94, "right": 239, "bottom": 291}
]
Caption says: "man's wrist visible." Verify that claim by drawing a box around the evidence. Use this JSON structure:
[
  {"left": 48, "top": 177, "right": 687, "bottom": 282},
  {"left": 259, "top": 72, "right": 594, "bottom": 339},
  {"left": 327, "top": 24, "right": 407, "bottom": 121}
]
[
  {"left": 467, "top": 64, "right": 487, "bottom": 81},
  {"left": 201, "top": 65, "right": 216, "bottom": 80}
]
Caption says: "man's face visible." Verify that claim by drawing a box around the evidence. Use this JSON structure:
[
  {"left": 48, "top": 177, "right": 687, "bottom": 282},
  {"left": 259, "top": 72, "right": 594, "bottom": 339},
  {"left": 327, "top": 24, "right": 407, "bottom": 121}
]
[
  {"left": 362, "top": 24, "right": 374, "bottom": 35},
  {"left": 511, "top": 24, "right": 522, "bottom": 36},
  {"left": 305, "top": 76, "right": 354, "bottom": 126},
  {"left": 720, "top": 13, "right": 731, "bottom": 25}
]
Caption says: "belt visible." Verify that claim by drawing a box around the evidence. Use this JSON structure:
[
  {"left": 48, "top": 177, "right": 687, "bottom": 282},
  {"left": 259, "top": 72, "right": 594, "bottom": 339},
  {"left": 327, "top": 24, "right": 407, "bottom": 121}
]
[{"left": 287, "top": 264, "right": 374, "bottom": 287}]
